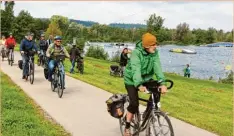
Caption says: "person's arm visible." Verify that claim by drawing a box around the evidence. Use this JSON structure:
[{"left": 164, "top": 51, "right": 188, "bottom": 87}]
[
  {"left": 13, "top": 38, "right": 16, "bottom": 46},
  {"left": 122, "top": 53, "right": 128, "bottom": 60},
  {"left": 63, "top": 47, "right": 70, "bottom": 58},
  {"left": 46, "top": 45, "right": 52, "bottom": 57},
  {"left": 154, "top": 51, "right": 166, "bottom": 85},
  {"left": 20, "top": 40, "right": 24, "bottom": 51},
  {"left": 33, "top": 41, "right": 38, "bottom": 51},
  {"left": 130, "top": 50, "right": 143, "bottom": 88}
]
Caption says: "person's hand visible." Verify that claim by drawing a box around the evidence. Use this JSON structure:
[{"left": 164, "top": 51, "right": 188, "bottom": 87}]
[
  {"left": 138, "top": 85, "right": 147, "bottom": 92},
  {"left": 159, "top": 85, "right": 167, "bottom": 94},
  {"left": 20, "top": 51, "right": 24, "bottom": 54}
]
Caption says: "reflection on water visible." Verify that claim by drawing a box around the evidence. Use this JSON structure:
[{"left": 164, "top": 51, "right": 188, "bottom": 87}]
[{"left": 84, "top": 43, "right": 232, "bottom": 80}]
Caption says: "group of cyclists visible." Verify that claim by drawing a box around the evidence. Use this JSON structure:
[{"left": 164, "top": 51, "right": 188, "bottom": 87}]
[
  {"left": 0, "top": 33, "right": 17, "bottom": 62},
  {"left": 1, "top": 31, "right": 172, "bottom": 136},
  {"left": 1, "top": 32, "right": 83, "bottom": 87}
]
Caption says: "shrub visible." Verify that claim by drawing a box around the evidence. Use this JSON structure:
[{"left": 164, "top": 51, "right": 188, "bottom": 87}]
[
  {"left": 85, "top": 46, "right": 109, "bottom": 60},
  {"left": 219, "top": 71, "right": 233, "bottom": 84}
]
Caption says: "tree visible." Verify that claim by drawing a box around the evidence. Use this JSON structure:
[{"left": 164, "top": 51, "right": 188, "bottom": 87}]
[
  {"left": 1, "top": 1, "right": 15, "bottom": 35},
  {"left": 206, "top": 27, "right": 217, "bottom": 44},
  {"left": 175, "top": 22, "right": 190, "bottom": 42},
  {"left": 45, "top": 21, "right": 62, "bottom": 38},
  {"left": 50, "top": 15, "right": 69, "bottom": 34},
  {"left": 146, "top": 13, "right": 164, "bottom": 33},
  {"left": 12, "top": 10, "right": 35, "bottom": 42}
]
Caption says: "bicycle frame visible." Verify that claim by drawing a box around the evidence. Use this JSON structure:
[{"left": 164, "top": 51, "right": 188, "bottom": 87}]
[{"left": 131, "top": 90, "right": 161, "bottom": 135}]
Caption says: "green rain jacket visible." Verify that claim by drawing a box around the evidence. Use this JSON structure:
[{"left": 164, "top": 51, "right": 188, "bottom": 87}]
[{"left": 124, "top": 40, "right": 166, "bottom": 87}]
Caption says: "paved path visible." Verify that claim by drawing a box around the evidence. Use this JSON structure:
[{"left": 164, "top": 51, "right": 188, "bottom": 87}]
[{"left": 0, "top": 52, "right": 218, "bottom": 136}]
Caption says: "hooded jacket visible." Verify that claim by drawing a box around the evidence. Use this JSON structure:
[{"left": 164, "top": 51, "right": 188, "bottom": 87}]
[{"left": 124, "top": 40, "right": 165, "bottom": 87}]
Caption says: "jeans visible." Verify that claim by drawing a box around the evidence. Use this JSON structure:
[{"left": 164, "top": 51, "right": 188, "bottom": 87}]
[
  {"left": 22, "top": 54, "right": 29, "bottom": 77},
  {"left": 70, "top": 59, "right": 76, "bottom": 73},
  {"left": 48, "top": 60, "right": 65, "bottom": 86}
]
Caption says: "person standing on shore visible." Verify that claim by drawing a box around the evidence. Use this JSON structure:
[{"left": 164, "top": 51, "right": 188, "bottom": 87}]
[{"left": 184, "top": 64, "right": 191, "bottom": 78}]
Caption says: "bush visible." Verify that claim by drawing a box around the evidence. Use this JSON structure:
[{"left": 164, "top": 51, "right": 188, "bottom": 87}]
[
  {"left": 219, "top": 71, "right": 233, "bottom": 84},
  {"left": 111, "top": 51, "right": 121, "bottom": 63},
  {"left": 85, "top": 46, "right": 109, "bottom": 60}
]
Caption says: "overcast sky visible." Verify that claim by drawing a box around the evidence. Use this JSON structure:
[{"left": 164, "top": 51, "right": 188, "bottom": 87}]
[{"left": 10, "top": 1, "right": 233, "bottom": 32}]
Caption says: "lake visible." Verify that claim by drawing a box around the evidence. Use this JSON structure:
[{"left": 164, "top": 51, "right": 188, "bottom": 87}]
[{"left": 84, "top": 42, "right": 232, "bottom": 81}]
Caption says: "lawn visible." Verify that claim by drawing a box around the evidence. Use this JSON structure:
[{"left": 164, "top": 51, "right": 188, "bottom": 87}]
[{"left": 1, "top": 71, "right": 71, "bottom": 136}]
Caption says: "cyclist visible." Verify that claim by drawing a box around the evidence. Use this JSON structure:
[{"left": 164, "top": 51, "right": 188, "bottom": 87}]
[
  {"left": 46, "top": 36, "right": 70, "bottom": 88},
  {"left": 5, "top": 33, "right": 16, "bottom": 63},
  {"left": 38, "top": 34, "right": 49, "bottom": 66},
  {"left": 47, "top": 35, "right": 54, "bottom": 45},
  {"left": 20, "top": 32, "right": 39, "bottom": 80},
  {"left": 69, "top": 43, "right": 81, "bottom": 73},
  {"left": 0, "top": 35, "right": 6, "bottom": 56},
  {"left": 123, "top": 33, "right": 167, "bottom": 136}
]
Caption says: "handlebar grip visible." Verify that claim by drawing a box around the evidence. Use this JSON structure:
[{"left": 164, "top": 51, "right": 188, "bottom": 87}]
[{"left": 164, "top": 79, "right": 174, "bottom": 89}]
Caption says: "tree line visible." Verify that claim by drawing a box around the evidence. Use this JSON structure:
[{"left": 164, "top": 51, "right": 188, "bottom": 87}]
[{"left": 1, "top": 1, "right": 233, "bottom": 49}]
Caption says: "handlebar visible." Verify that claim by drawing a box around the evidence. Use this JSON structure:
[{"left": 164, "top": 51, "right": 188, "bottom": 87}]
[{"left": 143, "top": 79, "right": 174, "bottom": 94}]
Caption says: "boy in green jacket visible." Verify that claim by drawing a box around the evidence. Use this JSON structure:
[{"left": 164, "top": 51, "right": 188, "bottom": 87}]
[{"left": 123, "top": 33, "right": 167, "bottom": 136}]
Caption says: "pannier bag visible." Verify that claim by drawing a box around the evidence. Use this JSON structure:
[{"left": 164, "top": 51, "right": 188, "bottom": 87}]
[{"left": 106, "top": 94, "right": 127, "bottom": 119}]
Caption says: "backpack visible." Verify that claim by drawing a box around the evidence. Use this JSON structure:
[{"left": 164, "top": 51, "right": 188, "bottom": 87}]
[
  {"left": 106, "top": 94, "right": 127, "bottom": 119},
  {"left": 18, "top": 60, "right": 23, "bottom": 70}
]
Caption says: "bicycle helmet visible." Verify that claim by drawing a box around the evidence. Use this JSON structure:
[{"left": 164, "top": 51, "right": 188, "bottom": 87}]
[
  {"left": 54, "top": 36, "right": 62, "bottom": 40},
  {"left": 41, "top": 34, "right": 45, "bottom": 37},
  {"left": 9, "top": 32, "right": 13, "bottom": 35}
]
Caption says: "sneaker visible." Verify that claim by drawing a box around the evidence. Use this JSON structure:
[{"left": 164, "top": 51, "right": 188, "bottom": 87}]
[{"left": 124, "top": 128, "right": 132, "bottom": 136}]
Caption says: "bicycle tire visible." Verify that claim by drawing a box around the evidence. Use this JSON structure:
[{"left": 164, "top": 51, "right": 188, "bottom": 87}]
[
  {"left": 51, "top": 74, "right": 56, "bottom": 92},
  {"left": 146, "top": 111, "right": 174, "bottom": 136},
  {"left": 29, "top": 62, "right": 34, "bottom": 84},
  {"left": 10, "top": 53, "right": 13, "bottom": 66},
  {"left": 57, "top": 73, "right": 64, "bottom": 98}
]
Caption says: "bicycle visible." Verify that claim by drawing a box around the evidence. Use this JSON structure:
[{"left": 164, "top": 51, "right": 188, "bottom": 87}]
[
  {"left": 24, "top": 51, "right": 36, "bottom": 84},
  {"left": 7, "top": 47, "right": 14, "bottom": 66},
  {"left": 38, "top": 50, "right": 47, "bottom": 68},
  {"left": 1, "top": 47, "right": 6, "bottom": 61},
  {"left": 50, "top": 54, "right": 66, "bottom": 98},
  {"left": 76, "top": 57, "right": 84, "bottom": 74},
  {"left": 119, "top": 79, "right": 174, "bottom": 136}
]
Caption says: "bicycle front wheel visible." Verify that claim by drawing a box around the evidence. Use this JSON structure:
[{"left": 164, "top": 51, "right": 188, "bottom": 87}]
[
  {"left": 146, "top": 111, "right": 174, "bottom": 136},
  {"left": 29, "top": 62, "right": 34, "bottom": 84},
  {"left": 10, "top": 52, "right": 13, "bottom": 66},
  {"left": 57, "top": 72, "right": 64, "bottom": 98}
]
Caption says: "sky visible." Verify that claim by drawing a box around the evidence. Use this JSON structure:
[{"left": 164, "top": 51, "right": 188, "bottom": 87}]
[{"left": 9, "top": 1, "right": 234, "bottom": 32}]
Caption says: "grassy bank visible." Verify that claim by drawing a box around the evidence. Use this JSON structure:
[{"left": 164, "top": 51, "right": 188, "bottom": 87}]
[
  {"left": 62, "top": 57, "right": 232, "bottom": 136},
  {"left": 1, "top": 71, "right": 71, "bottom": 136}
]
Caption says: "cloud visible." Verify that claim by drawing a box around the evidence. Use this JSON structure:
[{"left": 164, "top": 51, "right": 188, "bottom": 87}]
[{"left": 11, "top": 1, "right": 233, "bottom": 31}]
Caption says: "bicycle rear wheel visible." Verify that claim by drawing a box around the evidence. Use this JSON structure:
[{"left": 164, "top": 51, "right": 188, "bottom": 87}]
[
  {"left": 57, "top": 72, "right": 64, "bottom": 98},
  {"left": 29, "top": 62, "right": 34, "bottom": 84},
  {"left": 146, "top": 111, "right": 174, "bottom": 136}
]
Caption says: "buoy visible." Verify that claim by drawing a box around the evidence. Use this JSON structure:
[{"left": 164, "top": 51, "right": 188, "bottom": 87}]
[{"left": 225, "top": 65, "right": 232, "bottom": 70}]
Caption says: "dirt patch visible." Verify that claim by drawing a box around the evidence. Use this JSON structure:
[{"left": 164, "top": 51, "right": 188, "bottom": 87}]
[{"left": 203, "top": 88, "right": 224, "bottom": 93}]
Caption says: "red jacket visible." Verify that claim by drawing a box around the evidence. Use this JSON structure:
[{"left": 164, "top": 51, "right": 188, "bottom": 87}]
[{"left": 5, "top": 37, "right": 16, "bottom": 48}]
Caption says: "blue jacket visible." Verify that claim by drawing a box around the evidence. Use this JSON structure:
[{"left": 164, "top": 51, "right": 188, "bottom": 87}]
[{"left": 20, "top": 39, "right": 38, "bottom": 52}]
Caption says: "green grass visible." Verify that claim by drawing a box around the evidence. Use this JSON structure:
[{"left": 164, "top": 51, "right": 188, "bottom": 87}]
[
  {"left": 62, "top": 57, "right": 232, "bottom": 136},
  {"left": 13, "top": 48, "right": 232, "bottom": 136},
  {"left": 1, "top": 71, "right": 71, "bottom": 136}
]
